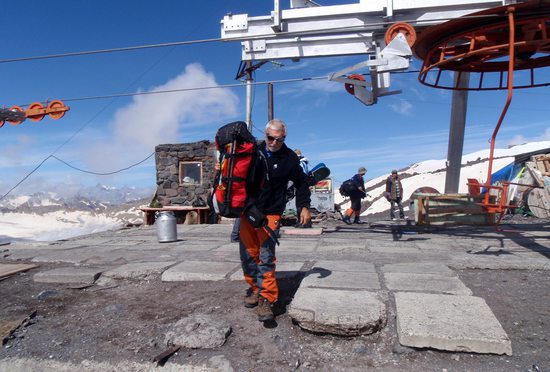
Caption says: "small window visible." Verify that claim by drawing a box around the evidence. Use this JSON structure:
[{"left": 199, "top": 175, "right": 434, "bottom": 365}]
[{"left": 180, "top": 161, "right": 202, "bottom": 185}]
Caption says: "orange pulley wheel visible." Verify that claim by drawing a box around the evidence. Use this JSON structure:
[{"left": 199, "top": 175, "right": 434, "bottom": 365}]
[
  {"left": 47, "top": 100, "right": 67, "bottom": 120},
  {"left": 384, "top": 22, "right": 417, "bottom": 47},
  {"left": 7, "top": 106, "right": 25, "bottom": 125},
  {"left": 0, "top": 120, "right": 4, "bottom": 128},
  {"left": 344, "top": 74, "right": 365, "bottom": 95},
  {"left": 27, "top": 102, "right": 46, "bottom": 122}
]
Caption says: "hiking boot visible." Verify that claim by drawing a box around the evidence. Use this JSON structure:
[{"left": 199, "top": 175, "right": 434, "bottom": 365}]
[
  {"left": 353, "top": 218, "right": 366, "bottom": 224},
  {"left": 257, "top": 296, "right": 274, "bottom": 322},
  {"left": 342, "top": 215, "right": 352, "bottom": 225},
  {"left": 244, "top": 290, "right": 259, "bottom": 308}
]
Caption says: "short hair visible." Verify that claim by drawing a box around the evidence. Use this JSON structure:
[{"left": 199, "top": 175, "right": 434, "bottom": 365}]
[{"left": 265, "top": 119, "right": 287, "bottom": 136}]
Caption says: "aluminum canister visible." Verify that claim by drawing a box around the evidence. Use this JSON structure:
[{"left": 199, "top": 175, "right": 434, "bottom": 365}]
[{"left": 156, "top": 211, "right": 177, "bottom": 243}]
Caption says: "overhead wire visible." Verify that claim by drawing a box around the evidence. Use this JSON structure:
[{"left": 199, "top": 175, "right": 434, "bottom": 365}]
[
  {"left": 0, "top": 13, "right": 504, "bottom": 65},
  {"left": 1, "top": 13, "right": 221, "bottom": 201},
  {"left": 22, "top": 76, "right": 328, "bottom": 107},
  {"left": 51, "top": 153, "right": 155, "bottom": 175}
]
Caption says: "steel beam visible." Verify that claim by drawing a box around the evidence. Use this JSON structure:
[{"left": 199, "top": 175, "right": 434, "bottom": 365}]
[{"left": 221, "top": 1, "right": 508, "bottom": 61}]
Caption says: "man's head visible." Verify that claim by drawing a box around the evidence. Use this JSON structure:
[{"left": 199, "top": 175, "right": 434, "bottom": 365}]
[
  {"left": 265, "top": 119, "right": 287, "bottom": 152},
  {"left": 294, "top": 148, "right": 302, "bottom": 157},
  {"left": 391, "top": 169, "right": 398, "bottom": 177},
  {"left": 358, "top": 166, "right": 367, "bottom": 175}
]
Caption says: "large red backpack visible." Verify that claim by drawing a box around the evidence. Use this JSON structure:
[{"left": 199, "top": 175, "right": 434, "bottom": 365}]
[{"left": 211, "top": 121, "right": 260, "bottom": 218}]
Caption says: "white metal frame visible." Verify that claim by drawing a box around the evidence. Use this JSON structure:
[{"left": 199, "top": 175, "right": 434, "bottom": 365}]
[{"left": 221, "top": 0, "right": 515, "bottom": 105}]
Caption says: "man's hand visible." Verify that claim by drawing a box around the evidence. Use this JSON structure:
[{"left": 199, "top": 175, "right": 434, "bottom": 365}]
[{"left": 300, "top": 207, "right": 312, "bottom": 226}]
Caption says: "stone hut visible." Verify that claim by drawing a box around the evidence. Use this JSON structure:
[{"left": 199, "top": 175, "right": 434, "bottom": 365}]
[{"left": 154, "top": 141, "right": 217, "bottom": 207}]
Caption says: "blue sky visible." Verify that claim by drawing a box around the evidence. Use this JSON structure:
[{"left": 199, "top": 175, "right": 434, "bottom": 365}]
[{"left": 1, "top": 0, "right": 549, "bottom": 198}]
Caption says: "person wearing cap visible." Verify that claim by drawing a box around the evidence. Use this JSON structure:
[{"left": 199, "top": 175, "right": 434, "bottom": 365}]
[
  {"left": 294, "top": 148, "right": 309, "bottom": 174},
  {"left": 385, "top": 169, "right": 405, "bottom": 220},
  {"left": 342, "top": 166, "right": 368, "bottom": 225}
]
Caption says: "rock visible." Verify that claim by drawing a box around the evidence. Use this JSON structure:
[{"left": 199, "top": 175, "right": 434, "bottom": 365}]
[
  {"left": 392, "top": 343, "right": 415, "bottom": 355},
  {"left": 36, "top": 289, "right": 59, "bottom": 300},
  {"left": 164, "top": 314, "right": 231, "bottom": 349}
]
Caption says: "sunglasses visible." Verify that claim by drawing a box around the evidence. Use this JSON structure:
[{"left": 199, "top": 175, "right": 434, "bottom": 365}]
[{"left": 266, "top": 134, "right": 285, "bottom": 143}]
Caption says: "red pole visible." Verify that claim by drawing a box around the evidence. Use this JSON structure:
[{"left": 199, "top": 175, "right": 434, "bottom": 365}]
[{"left": 485, "top": 7, "right": 516, "bottom": 205}]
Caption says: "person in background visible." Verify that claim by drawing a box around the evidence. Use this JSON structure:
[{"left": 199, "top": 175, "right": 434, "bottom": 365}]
[
  {"left": 294, "top": 148, "right": 309, "bottom": 174},
  {"left": 240, "top": 119, "right": 311, "bottom": 322},
  {"left": 231, "top": 218, "right": 240, "bottom": 242},
  {"left": 385, "top": 169, "right": 405, "bottom": 220},
  {"left": 342, "top": 166, "right": 367, "bottom": 225},
  {"left": 293, "top": 149, "right": 312, "bottom": 228}
]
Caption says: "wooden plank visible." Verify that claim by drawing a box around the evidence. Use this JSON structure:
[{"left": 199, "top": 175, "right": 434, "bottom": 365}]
[
  {"left": 414, "top": 194, "right": 496, "bottom": 225},
  {"left": 0, "top": 264, "right": 38, "bottom": 280}
]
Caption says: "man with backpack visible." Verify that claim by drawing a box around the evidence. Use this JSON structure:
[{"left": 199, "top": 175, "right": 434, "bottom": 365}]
[
  {"left": 342, "top": 166, "right": 368, "bottom": 225},
  {"left": 240, "top": 119, "right": 311, "bottom": 322}
]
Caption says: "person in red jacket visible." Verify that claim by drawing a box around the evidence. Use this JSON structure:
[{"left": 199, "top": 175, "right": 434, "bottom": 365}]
[
  {"left": 239, "top": 119, "right": 311, "bottom": 322},
  {"left": 385, "top": 169, "right": 405, "bottom": 220}
]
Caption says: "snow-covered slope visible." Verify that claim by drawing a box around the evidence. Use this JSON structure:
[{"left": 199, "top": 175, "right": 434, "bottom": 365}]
[{"left": 336, "top": 141, "right": 550, "bottom": 216}]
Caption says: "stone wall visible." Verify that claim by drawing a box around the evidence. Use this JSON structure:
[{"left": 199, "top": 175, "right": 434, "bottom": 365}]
[{"left": 155, "top": 141, "right": 216, "bottom": 207}]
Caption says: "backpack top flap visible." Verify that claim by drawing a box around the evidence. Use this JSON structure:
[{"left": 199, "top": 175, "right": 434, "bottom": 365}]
[{"left": 215, "top": 121, "right": 255, "bottom": 148}]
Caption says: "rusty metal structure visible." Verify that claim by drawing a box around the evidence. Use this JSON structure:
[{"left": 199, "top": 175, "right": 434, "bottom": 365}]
[
  {"left": 0, "top": 100, "right": 70, "bottom": 128},
  {"left": 413, "top": 0, "right": 550, "bottom": 224}
]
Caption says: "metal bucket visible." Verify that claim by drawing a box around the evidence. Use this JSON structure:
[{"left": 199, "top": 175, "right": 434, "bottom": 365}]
[{"left": 156, "top": 211, "right": 177, "bottom": 243}]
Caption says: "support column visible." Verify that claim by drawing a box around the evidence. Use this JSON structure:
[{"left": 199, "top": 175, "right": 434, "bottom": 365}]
[
  {"left": 245, "top": 61, "right": 253, "bottom": 131},
  {"left": 444, "top": 72, "right": 470, "bottom": 194},
  {"left": 267, "top": 83, "right": 274, "bottom": 121}
]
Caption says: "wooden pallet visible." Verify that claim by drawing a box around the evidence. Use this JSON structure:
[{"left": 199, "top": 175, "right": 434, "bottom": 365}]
[{"left": 534, "top": 154, "right": 550, "bottom": 176}]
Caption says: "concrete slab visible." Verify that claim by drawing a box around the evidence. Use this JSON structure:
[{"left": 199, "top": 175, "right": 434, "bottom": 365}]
[
  {"left": 282, "top": 227, "right": 323, "bottom": 236},
  {"left": 368, "top": 246, "right": 422, "bottom": 255},
  {"left": 229, "top": 261, "right": 305, "bottom": 281},
  {"left": 301, "top": 270, "right": 381, "bottom": 290},
  {"left": 450, "top": 255, "right": 550, "bottom": 271},
  {"left": 161, "top": 261, "right": 239, "bottom": 282},
  {"left": 289, "top": 287, "right": 386, "bottom": 336},
  {"left": 276, "top": 241, "right": 316, "bottom": 253},
  {"left": 395, "top": 292, "right": 512, "bottom": 355},
  {"left": 384, "top": 272, "right": 472, "bottom": 295},
  {"left": 103, "top": 261, "right": 176, "bottom": 280},
  {"left": 313, "top": 260, "right": 376, "bottom": 273},
  {"left": 381, "top": 262, "right": 454, "bottom": 276},
  {"left": 33, "top": 267, "right": 102, "bottom": 284},
  {"left": 316, "top": 243, "right": 366, "bottom": 254}
]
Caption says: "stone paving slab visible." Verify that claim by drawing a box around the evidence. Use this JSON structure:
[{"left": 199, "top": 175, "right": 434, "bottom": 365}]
[
  {"left": 384, "top": 272, "right": 472, "bottom": 295},
  {"left": 30, "top": 250, "right": 100, "bottom": 264},
  {"left": 395, "top": 292, "right": 512, "bottom": 355},
  {"left": 315, "top": 246, "right": 363, "bottom": 254},
  {"left": 276, "top": 241, "right": 317, "bottom": 253},
  {"left": 289, "top": 287, "right": 386, "bottom": 336},
  {"left": 381, "top": 262, "right": 454, "bottom": 276},
  {"left": 282, "top": 227, "right": 323, "bottom": 236},
  {"left": 368, "top": 246, "right": 422, "bottom": 255},
  {"left": 313, "top": 260, "right": 376, "bottom": 273},
  {"left": 103, "top": 261, "right": 177, "bottom": 280},
  {"left": 229, "top": 261, "right": 305, "bottom": 281},
  {"left": 33, "top": 267, "right": 103, "bottom": 284},
  {"left": 301, "top": 270, "right": 381, "bottom": 290},
  {"left": 450, "top": 256, "right": 550, "bottom": 270},
  {"left": 161, "top": 261, "right": 239, "bottom": 282}
]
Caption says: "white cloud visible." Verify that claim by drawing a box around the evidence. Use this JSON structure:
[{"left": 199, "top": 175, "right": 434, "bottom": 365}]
[
  {"left": 82, "top": 63, "right": 240, "bottom": 172},
  {"left": 389, "top": 98, "right": 413, "bottom": 115},
  {"left": 0, "top": 135, "right": 35, "bottom": 167}
]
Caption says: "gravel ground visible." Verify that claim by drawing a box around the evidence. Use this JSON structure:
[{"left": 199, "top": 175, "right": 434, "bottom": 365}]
[{"left": 1, "top": 261, "right": 548, "bottom": 371}]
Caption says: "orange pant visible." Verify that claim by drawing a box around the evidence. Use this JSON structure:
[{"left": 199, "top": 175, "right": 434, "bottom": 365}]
[{"left": 238, "top": 214, "right": 280, "bottom": 303}]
